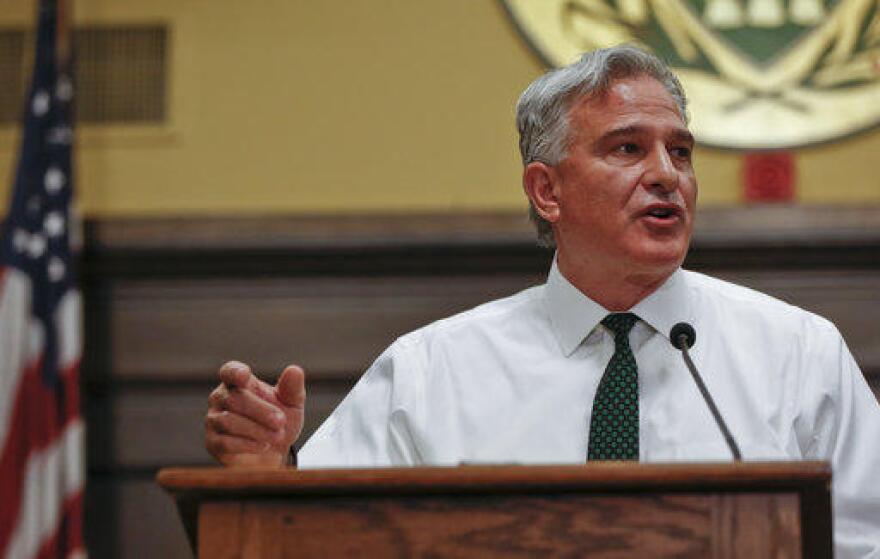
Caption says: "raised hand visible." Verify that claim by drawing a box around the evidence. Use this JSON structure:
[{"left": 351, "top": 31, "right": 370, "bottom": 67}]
[{"left": 205, "top": 361, "right": 305, "bottom": 467}]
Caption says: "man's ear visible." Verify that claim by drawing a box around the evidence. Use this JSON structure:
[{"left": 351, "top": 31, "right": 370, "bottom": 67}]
[{"left": 523, "top": 162, "right": 561, "bottom": 223}]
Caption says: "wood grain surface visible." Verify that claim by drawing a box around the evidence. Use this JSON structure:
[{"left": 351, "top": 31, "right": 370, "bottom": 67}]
[
  {"left": 197, "top": 492, "right": 800, "bottom": 558},
  {"left": 158, "top": 464, "right": 829, "bottom": 558},
  {"left": 158, "top": 462, "right": 831, "bottom": 496}
]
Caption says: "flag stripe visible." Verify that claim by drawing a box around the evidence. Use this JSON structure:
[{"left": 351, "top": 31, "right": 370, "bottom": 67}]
[
  {"left": 33, "top": 491, "right": 84, "bottom": 559},
  {"left": 0, "top": 360, "right": 81, "bottom": 555},
  {"left": 6, "top": 419, "right": 84, "bottom": 559},
  {"left": 1, "top": 1, "right": 83, "bottom": 556},
  {"left": 0, "top": 269, "right": 33, "bottom": 446}
]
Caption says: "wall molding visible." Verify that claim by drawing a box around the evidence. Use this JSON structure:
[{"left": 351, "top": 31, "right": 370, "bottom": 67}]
[{"left": 81, "top": 208, "right": 880, "bottom": 279}]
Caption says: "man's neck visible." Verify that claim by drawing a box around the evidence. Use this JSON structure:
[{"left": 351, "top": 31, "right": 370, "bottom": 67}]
[{"left": 556, "top": 256, "right": 675, "bottom": 311}]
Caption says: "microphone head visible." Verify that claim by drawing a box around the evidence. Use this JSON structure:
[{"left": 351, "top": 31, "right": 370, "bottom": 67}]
[{"left": 670, "top": 322, "right": 696, "bottom": 350}]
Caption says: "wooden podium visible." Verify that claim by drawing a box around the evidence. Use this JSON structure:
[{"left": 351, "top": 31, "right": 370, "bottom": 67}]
[{"left": 157, "top": 462, "right": 832, "bottom": 558}]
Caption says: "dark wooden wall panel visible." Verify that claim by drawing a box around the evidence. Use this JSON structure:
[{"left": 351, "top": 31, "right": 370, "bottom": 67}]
[
  {"left": 115, "top": 479, "right": 190, "bottom": 559},
  {"left": 79, "top": 212, "right": 880, "bottom": 558},
  {"left": 88, "top": 385, "right": 348, "bottom": 471},
  {"left": 100, "top": 271, "right": 880, "bottom": 382},
  {"left": 107, "top": 276, "right": 540, "bottom": 380}
]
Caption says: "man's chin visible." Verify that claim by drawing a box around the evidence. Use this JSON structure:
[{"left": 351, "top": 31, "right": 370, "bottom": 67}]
[{"left": 628, "top": 244, "right": 689, "bottom": 275}]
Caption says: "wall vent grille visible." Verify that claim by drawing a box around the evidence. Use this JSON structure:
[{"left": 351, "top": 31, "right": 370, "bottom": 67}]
[
  {"left": 0, "top": 29, "right": 27, "bottom": 124},
  {"left": 75, "top": 25, "right": 167, "bottom": 123},
  {"left": 0, "top": 25, "right": 167, "bottom": 125}
]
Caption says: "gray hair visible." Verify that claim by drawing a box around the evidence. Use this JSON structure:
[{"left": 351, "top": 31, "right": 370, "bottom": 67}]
[{"left": 516, "top": 45, "right": 689, "bottom": 248}]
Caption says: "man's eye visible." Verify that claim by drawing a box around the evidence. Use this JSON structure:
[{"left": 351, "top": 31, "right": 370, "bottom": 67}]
[
  {"left": 617, "top": 143, "right": 639, "bottom": 154},
  {"left": 672, "top": 146, "right": 692, "bottom": 159}
]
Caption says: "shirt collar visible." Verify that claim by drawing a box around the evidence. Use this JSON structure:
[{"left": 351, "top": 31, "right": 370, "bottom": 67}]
[
  {"left": 629, "top": 267, "right": 692, "bottom": 347},
  {"left": 544, "top": 257, "right": 692, "bottom": 356}
]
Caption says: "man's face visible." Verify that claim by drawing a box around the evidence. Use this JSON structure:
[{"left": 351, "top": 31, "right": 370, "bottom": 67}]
[{"left": 547, "top": 75, "right": 697, "bottom": 283}]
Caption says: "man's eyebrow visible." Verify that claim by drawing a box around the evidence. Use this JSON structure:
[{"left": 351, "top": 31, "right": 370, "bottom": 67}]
[
  {"left": 596, "top": 125, "right": 695, "bottom": 145},
  {"left": 596, "top": 125, "right": 645, "bottom": 144},
  {"left": 671, "top": 129, "right": 695, "bottom": 145}
]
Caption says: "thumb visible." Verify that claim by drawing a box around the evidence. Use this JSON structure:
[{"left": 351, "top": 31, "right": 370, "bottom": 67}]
[{"left": 276, "top": 364, "right": 305, "bottom": 409}]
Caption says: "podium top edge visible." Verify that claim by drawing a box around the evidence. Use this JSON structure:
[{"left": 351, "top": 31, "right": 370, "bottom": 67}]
[{"left": 156, "top": 461, "right": 831, "bottom": 497}]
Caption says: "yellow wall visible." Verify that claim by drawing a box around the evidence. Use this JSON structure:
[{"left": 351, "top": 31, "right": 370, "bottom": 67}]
[{"left": 1, "top": 0, "right": 878, "bottom": 217}]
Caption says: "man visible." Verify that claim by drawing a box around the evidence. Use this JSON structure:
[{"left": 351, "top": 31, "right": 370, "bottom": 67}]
[{"left": 204, "top": 46, "right": 880, "bottom": 556}]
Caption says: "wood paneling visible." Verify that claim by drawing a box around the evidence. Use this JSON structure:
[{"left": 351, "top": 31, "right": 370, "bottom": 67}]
[
  {"left": 86, "top": 477, "right": 190, "bottom": 559},
  {"left": 89, "top": 271, "right": 880, "bottom": 383},
  {"left": 86, "top": 384, "right": 347, "bottom": 470},
  {"left": 210, "top": 495, "right": 727, "bottom": 557},
  {"left": 160, "top": 463, "right": 827, "bottom": 559},
  {"left": 79, "top": 213, "right": 879, "bottom": 558},
  {"left": 84, "top": 207, "right": 880, "bottom": 251},
  {"left": 104, "top": 275, "right": 540, "bottom": 380}
]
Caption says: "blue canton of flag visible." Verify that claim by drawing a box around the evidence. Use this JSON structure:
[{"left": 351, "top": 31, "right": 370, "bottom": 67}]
[
  {"left": 1, "top": 1, "right": 76, "bottom": 384},
  {"left": 0, "top": 0, "right": 85, "bottom": 557}
]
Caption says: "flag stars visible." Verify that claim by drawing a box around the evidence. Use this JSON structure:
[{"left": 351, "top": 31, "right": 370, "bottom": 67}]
[
  {"left": 32, "top": 90, "right": 50, "bottom": 116},
  {"left": 44, "top": 212, "right": 65, "bottom": 237},
  {"left": 47, "top": 126, "right": 73, "bottom": 145},
  {"left": 48, "top": 256, "right": 66, "bottom": 282},
  {"left": 13, "top": 229, "right": 30, "bottom": 253},
  {"left": 56, "top": 75, "right": 73, "bottom": 101},
  {"left": 45, "top": 167, "right": 66, "bottom": 194},
  {"left": 27, "top": 234, "right": 47, "bottom": 259}
]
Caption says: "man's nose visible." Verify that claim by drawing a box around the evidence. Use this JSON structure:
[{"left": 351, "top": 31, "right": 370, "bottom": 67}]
[{"left": 643, "top": 147, "right": 679, "bottom": 193}]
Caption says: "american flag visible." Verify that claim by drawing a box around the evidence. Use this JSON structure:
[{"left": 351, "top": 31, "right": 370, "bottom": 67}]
[{"left": 0, "top": 1, "right": 85, "bottom": 557}]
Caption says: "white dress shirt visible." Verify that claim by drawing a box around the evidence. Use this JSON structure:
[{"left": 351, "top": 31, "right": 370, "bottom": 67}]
[{"left": 300, "top": 262, "right": 880, "bottom": 558}]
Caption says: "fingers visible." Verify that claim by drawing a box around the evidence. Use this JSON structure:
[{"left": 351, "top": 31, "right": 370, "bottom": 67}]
[
  {"left": 205, "top": 379, "right": 289, "bottom": 467},
  {"left": 218, "top": 361, "right": 255, "bottom": 390},
  {"left": 205, "top": 408, "right": 287, "bottom": 447},
  {"left": 218, "top": 360, "right": 279, "bottom": 404},
  {"left": 210, "top": 382, "right": 286, "bottom": 431},
  {"left": 205, "top": 427, "right": 269, "bottom": 456},
  {"left": 205, "top": 431, "right": 283, "bottom": 468},
  {"left": 206, "top": 361, "right": 307, "bottom": 468},
  {"left": 276, "top": 365, "right": 306, "bottom": 409}
]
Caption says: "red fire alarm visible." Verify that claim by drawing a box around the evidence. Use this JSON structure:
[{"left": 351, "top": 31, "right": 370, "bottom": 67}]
[{"left": 742, "top": 152, "right": 796, "bottom": 203}]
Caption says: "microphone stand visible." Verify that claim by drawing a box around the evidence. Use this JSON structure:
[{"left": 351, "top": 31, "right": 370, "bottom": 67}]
[{"left": 672, "top": 326, "right": 742, "bottom": 462}]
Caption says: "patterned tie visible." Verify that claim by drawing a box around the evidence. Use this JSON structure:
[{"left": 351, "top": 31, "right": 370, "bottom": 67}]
[{"left": 587, "top": 313, "right": 640, "bottom": 461}]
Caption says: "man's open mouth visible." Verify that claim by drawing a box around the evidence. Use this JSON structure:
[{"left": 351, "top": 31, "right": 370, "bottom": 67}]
[{"left": 642, "top": 205, "right": 682, "bottom": 220}]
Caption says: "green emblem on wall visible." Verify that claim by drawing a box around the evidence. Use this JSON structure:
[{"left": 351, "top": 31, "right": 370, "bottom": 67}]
[{"left": 502, "top": 0, "right": 880, "bottom": 148}]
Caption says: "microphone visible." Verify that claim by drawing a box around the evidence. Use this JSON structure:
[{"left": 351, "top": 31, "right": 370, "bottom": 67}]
[{"left": 669, "top": 322, "right": 742, "bottom": 461}]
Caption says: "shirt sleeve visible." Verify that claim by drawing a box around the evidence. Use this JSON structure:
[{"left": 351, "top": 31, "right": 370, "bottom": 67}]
[
  {"left": 297, "top": 339, "right": 422, "bottom": 468},
  {"left": 796, "top": 319, "right": 880, "bottom": 559}
]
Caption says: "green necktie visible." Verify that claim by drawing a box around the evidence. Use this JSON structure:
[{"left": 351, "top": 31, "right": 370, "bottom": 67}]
[{"left": 588, "top": 313, "right": 640, "bottom": 461}]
